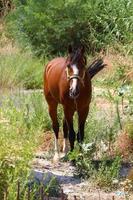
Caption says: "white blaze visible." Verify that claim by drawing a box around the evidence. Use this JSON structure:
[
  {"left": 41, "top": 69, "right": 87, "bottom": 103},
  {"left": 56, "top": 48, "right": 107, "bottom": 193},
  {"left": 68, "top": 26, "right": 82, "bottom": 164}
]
[{"left": 71, "top": 64, "right": 79, "bottom": 89}]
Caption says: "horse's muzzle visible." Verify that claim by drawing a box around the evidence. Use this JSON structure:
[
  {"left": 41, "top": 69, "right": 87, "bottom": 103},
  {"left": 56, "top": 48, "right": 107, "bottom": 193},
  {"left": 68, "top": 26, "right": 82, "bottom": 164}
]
[{"left": 69, "top": 87, "right": 80, "bottom": 99}]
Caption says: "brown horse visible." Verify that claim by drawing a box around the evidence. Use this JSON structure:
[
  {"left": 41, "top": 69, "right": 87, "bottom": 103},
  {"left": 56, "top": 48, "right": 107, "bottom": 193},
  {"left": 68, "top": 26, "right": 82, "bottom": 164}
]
[{"left": 44, "top": 45, "right": 105, "bottom": 162}]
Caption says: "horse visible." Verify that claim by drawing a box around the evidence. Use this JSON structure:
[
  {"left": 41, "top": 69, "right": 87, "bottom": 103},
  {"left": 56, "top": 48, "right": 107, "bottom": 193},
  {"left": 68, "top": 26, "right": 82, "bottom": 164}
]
[{"left": 43, "top": 45, "right": 106, "bottom": 162}]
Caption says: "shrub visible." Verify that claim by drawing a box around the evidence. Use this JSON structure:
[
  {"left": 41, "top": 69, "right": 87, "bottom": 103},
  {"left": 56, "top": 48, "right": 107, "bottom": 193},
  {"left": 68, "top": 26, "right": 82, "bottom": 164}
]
[{"left": 6, "top": 0, "right": 133, "bottom": 56}]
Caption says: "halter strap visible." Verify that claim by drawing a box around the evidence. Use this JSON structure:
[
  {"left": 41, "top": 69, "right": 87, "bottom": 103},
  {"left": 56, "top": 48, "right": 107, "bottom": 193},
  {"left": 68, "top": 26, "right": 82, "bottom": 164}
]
[{"left": 65, "top": 67, "right": 85, "bottom": 86}]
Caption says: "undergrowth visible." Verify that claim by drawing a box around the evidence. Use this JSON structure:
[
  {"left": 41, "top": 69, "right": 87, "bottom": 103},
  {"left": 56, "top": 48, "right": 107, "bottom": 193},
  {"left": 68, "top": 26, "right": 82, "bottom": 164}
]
[
  {"left": 0, "top": 52, "right": 45, "bottom": 89},
  {"left": 69, "top": 89, "right": 133, "bottom": 189},
  {"left": 0, "top": 91, "right": 51, "bottom": 199},
  {"left": 69, "top": 146, "right": 121, "bottom": 189}
]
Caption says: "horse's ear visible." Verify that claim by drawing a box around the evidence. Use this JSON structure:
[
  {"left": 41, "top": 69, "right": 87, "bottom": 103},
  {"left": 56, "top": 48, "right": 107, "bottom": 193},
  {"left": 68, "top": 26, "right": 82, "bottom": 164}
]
[{"left": 68, "top": 45, "right": 72, "bottom": 54}]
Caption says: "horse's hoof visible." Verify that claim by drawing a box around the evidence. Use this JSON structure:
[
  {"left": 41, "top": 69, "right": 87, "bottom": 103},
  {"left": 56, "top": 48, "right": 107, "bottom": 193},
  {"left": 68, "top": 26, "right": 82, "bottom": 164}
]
[
  {"left": 53, "top": 152, "right": 60, "bottom": 163},
  {"left": 59, "top": 153, "right": 67, "bottom": 162},
  {"left": 60, "top": 152, "right": 66, "bottom": 158}
]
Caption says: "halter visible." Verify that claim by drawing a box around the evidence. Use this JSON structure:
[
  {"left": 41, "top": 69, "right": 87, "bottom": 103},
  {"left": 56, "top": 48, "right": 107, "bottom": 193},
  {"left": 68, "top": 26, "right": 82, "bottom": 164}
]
[
  {"left": 65, "top": 47, "right": 86, "bottom": 86},
  {"left": 65, "top": 67, "right": 85, "bottom": 86}
]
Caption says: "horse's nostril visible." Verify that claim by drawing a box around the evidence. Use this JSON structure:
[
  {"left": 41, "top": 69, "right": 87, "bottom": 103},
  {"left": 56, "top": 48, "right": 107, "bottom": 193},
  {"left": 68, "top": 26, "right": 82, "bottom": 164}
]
[
  {"left": 69, "top": 90, "right": 73, "bottom": 98},
  {"left": 76, "top": 87, "right": 80, "bottom": 95},
  {"left": 69, "top": 88, "right": 80, "bottom": 99}
]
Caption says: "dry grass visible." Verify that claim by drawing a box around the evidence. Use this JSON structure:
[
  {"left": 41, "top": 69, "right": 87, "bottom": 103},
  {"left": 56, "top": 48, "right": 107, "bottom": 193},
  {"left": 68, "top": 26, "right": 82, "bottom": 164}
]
[
  {"left": 105, "top": 49, "right": 133, "bottom": 76},
  {"left": 0, "top": 24, "right": 43, "bottom": 90},
  {"left": 37, "top": 131, "right": 66, "bottom": 153},
  {"left": 115, "top": 131, "right": 133, "bottom": 159},
  {"left": 0, "top": 22, "right": 19, "bottom": 55},
  {"left": 92, "top": 46, "right": 133, "bottom": 87},
  {"left": 105, "top": 46, "right": 133, "bottom": 68}
]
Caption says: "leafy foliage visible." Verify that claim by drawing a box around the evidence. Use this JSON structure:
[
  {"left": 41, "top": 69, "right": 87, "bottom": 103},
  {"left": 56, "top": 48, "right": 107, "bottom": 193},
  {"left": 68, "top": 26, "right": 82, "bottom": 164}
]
[{"left": 6, "top": 0, "right": 133, "bottom": 56}]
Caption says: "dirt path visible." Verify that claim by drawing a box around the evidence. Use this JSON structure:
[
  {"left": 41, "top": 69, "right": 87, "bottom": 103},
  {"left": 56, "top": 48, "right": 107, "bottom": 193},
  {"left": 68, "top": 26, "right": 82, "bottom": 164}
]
[{"left": 32, "top": 153, "right": 133, "bottom": 200}]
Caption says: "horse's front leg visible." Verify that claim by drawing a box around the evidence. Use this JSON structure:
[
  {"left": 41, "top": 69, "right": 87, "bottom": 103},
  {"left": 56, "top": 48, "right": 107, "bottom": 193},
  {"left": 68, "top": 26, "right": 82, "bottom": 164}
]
[
  {"left": 63, "top": 106, "right": 75, "bottom": 151},
  {"left": 62, "top": 118, "right": 69, "bottom": 156},
  {"left": 77, "top": 106, "right": 89, "bottom": 143},
  {"left": 48, "top": 102, "right": 59, "bottom": 162}
]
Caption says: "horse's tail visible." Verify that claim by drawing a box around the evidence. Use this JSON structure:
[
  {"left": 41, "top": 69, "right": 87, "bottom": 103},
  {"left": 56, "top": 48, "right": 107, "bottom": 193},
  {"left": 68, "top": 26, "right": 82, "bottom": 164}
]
[{"left": 87, "top": 58, "right": 107, "bottom": 79}]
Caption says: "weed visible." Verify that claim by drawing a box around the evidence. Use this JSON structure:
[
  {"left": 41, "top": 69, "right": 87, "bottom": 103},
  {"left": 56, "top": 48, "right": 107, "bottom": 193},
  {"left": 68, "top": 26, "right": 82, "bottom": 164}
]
[
  {"left": 69, "top": 142, "right": 121, "bottom": 189},
  {"left": 44, "top": 176, "right": 61, "bottom": 197},
  {"left": 91, "top": 157, "right": 121, "bottom": 190},
  {"left": 125, "top": 121, "right": 133, "bottom": 139}
]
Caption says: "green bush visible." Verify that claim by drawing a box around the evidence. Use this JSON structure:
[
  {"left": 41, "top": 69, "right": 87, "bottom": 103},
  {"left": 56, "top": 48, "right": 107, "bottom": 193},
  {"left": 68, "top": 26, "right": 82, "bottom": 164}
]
[{"left": 6, "top": 0, "right": 133, "bottom": 56}]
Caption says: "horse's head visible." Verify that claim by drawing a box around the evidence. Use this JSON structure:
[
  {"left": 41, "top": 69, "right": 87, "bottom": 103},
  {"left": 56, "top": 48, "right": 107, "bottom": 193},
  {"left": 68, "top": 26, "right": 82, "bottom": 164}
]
[{"left": 66, "top": 45, "right": 86, "bottom": 99}]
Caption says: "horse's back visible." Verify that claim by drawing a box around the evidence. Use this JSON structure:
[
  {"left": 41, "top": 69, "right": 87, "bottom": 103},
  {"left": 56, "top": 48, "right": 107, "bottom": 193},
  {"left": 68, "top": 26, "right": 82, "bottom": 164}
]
[
  {"left": 44, "top": 57, "right": 66, "bottom": 102},
  {"left": 44, "top": 57, "right": 66, "bottom": 79}
]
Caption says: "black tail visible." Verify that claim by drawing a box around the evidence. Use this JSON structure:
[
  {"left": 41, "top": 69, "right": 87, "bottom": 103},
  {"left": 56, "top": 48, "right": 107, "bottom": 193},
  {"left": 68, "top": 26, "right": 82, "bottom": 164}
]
[{"left": 87, "top": 58, "right": 106, "bottom": 79}]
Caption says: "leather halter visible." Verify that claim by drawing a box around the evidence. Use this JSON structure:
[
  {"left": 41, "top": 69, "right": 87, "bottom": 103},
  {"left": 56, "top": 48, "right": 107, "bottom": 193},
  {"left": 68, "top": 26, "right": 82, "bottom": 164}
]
[
  {"left": 66, "top": 67, "right": 85, "bottom": 86},
  {"left": 65, "top": 49, "right": 86, "bottom": 86}
]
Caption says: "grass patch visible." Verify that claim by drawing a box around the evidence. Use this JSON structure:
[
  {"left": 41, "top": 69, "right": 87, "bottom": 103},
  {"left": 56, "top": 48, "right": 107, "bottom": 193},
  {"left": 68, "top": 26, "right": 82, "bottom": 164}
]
[
  {"left": 0, "top": 91, "right": 51, "bottom": 199},
  {"left": 68, "top": 95, "right": 133, "bottom": 189},
  {"left": 0, "top": 52, "right": 46, "bottom": 89}
]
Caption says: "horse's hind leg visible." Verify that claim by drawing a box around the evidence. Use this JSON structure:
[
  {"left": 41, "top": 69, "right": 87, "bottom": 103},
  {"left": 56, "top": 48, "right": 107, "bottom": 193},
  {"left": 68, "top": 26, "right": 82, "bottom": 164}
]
[
  {"left": 63, "top": 106, "right": 75, "bottom": 151},
  {"left": 47, "top": 99, "right": 59, "bottom": 162},
  {"left": 77, "top": 106, "right": 89, "bottom": 143}
]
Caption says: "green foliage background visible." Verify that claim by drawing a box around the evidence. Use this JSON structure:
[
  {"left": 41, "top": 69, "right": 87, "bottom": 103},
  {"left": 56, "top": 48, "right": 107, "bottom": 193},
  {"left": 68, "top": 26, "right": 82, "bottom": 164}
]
[{"left": 6, "top": 0, "right": 133, "bottom": 56}]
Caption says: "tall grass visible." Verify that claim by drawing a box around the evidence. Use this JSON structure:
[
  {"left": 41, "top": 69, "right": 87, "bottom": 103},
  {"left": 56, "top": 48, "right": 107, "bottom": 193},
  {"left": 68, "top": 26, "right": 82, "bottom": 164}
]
[
  {"left": 0, "top": 52, "right": 45, "bottom": 89},
  {"left": 0, "top": 91, "right": 51, "bottom": 199}
]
